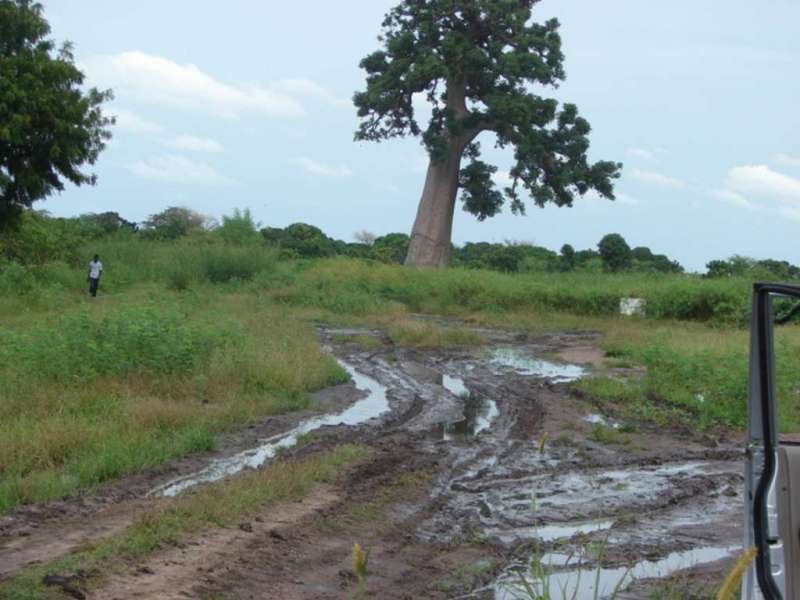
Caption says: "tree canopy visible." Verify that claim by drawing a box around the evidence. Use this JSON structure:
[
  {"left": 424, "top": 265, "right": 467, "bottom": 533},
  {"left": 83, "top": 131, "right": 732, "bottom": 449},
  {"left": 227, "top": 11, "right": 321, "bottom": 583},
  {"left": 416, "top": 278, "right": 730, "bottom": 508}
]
[
  {"left": 0, "top": 0, "right": 113, "bottom": 230},
  {"left": 354, "top": 0, "right": 621, "bottom": 223},
  {"left": 141, "top": 206, "right": 211, "bottom": 240},
  {"left": 598, "top": 233, "right": 632, "bottom": 272}
]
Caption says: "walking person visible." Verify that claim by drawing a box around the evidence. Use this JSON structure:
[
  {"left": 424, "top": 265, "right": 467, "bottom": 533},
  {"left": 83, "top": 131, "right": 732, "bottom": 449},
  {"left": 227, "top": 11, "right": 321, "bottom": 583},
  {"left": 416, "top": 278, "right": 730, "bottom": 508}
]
[{"left": 87, "top": 254, "right": 103, "bottom": 297}]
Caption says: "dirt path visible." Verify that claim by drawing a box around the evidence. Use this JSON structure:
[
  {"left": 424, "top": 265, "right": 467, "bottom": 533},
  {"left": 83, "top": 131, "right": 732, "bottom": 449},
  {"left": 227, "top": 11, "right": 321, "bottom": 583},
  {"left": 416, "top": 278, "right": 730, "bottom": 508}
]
[
  {"left": 0, "top": 383, "right": 365, "bottom": 578},
  {"left": 94, "top": 487, "right": 340, "bottom": 600},
  {"left": 2, "top": 325, "right": 745, "bottom": 599}
]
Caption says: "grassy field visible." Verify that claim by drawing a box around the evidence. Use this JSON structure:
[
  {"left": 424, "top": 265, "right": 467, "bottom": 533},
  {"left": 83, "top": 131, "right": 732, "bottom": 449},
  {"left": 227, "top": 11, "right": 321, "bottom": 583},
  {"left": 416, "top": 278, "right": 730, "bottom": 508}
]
[
  {"left": 0, "top": 274, "right": 348, "bottom": 511},
  {"left": 1, "top": 237, "right": 799, "bottom": 514}
]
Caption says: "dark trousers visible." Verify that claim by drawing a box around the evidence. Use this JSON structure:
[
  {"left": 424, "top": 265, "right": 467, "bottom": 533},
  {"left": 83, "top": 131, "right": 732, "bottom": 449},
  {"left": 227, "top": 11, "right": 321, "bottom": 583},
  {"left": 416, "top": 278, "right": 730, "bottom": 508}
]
[{"left": 89, "top": 277, "right": 99, "bottom": 297}]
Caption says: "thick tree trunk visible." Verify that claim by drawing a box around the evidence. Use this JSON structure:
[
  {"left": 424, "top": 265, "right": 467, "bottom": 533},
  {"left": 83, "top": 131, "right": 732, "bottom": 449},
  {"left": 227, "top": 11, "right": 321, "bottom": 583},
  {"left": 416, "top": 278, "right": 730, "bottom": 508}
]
[{"left": 404, "top": 145, "right": 463, "bottom": 267}]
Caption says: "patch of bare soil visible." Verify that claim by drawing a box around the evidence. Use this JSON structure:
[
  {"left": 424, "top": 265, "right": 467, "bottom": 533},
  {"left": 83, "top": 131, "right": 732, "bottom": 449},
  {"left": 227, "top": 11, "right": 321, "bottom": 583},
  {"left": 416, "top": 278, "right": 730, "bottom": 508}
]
[
  {"left": 94, "top": 487, "right": 340, "bottom": 600},
  {"left": 4, "top": 324, "right": 745, "bottom": 599}
]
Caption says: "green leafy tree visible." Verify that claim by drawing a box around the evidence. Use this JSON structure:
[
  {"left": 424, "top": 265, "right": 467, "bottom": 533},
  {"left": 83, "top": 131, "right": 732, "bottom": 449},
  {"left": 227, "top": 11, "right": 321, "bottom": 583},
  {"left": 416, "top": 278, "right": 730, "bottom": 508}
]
[
  {"left": 261, "top": 223, "right": 337, "bottom": 259},
  {"left": 705, "top": 259, "right": 733, "bottom": 279},
  {"left": 141, "top": 206, "right": 210, "bottom": 240},
  {"left": 354, "top": 0, "right": 621, "bottom": 267},
  {"left": 706, "top": 256, "right": 797, "bottom": 280},
  {"left": 76, "top": 211, "right": 137, "bottom": 238},
  {"left": 371, "top": 232, "right": 410, "bottom": 263},
  {"left": 598, "top": 233, "right": 632, "bottom": 272},
  {"left": 631, "top": 246, "right": 653, "bottom": 262},
  {"left": 0, "top": 0, "right": 113, "bottom": 230},
  {"left": 0, "top": 209, "right": 82, "bottom": 264},
  {"left": 559, "top": 243, "right": 575, "bottom": 271},
  {"left": 755, "top": 259, "right": 800, "bottom": 280},
  {"left": 647, "top": 254, "right": 683, "bottom": 274},
  {"left": 218, "top": 208, "right": 261, "bottom": 245}
]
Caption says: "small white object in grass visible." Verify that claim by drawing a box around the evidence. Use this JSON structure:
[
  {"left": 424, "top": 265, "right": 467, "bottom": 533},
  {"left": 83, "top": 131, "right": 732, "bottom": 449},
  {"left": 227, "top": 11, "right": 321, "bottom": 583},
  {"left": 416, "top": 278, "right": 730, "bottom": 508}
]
[
  {"left": 696, "top": 393, "right": 706, "bottom": 404},
  {"left": 620, "top": 297, "right": 646, "bottom": 317}
]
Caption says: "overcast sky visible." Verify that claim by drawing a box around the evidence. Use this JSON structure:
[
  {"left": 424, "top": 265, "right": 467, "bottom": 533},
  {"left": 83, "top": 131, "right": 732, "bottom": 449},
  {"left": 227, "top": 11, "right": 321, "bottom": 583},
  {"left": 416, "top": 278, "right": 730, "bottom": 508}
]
[{"left": 39, "top": 0, "right": 800, "bottom": 271}]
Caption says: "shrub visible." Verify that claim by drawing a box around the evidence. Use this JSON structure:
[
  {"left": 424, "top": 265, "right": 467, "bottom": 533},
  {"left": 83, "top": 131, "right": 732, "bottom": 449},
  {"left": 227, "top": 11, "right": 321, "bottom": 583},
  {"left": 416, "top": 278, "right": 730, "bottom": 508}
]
[
  {"left": 217, "top": 208, "right": 261, "bottom": 245},
  {"left": 0, "top": 262, "right": 36, "bottom": 295},
  {"left": 0, "top": 304, "right": 233, "bottom": 383},
  {"left": 201, "top": 246, "right": 274, "bottom": 283}
]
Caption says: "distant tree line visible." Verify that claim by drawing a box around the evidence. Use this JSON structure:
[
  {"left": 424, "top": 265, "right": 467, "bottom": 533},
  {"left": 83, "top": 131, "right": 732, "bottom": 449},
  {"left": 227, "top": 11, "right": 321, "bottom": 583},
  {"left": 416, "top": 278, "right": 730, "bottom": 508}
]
[
  {"left": 704, "top": 256, "right": 800, "bottom": 281},
  {"left": 3, "top": 207, "right": 800, "bottom": 282}
]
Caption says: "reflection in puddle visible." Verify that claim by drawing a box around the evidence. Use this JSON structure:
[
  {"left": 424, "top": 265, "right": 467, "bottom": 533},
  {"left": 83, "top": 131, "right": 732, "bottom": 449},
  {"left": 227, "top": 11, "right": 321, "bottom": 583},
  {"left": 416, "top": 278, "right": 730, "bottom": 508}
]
[
  {"left": 487, "top": 519, "right": 615, "bottom": 544},
  {"left": 491, "top": 348, "right": 585, "bottom": 383},
  {"left": 440, "top": 395, "right": 500, "bottom": 441},
  {"left": 495, "top": 545, "right": 739, "bottom": 600},
  {"left": 442, "top": 374, "right": 469, "bottom": 397},
  {"left": 423, "top": 459, "right": 740, "bottom": 546},
  {"left": 151, "top": 360, "right": 389, "bottom": 497},
  {"left": 438, "top": 374, "right": 499, "bottom": 440}
]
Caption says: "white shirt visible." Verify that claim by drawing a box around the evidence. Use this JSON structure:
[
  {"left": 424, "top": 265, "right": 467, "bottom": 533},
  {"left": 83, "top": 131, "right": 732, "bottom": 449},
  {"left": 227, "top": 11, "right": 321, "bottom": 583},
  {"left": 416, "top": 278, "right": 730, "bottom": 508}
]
[{"left": 89, "top": 260, "right": 103, "bottom": 279}]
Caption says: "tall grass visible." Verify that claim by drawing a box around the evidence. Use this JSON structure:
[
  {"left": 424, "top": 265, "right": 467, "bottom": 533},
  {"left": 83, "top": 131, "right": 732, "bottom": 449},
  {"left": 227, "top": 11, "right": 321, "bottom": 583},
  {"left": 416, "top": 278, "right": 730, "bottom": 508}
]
[
  {"left": 0, "top": 237, "right": 280, "bottom": 297},
  {"left": 574, "top": 320, "right": 800, "bottom": 431},
  {"left": 0, "top": 303, "right": 228, "bottom": 382},
  {"left": 0, "top": 292, "right": 348, "bottom": 511},
  {"left": 275, "top": 259, "right": 753, "bottom": 323},
  {"left": 387, "top": 318, "right": 486, "bottom": 347},
  {"left": 0, "top": 243, "right": 792, "bottom": 509}
]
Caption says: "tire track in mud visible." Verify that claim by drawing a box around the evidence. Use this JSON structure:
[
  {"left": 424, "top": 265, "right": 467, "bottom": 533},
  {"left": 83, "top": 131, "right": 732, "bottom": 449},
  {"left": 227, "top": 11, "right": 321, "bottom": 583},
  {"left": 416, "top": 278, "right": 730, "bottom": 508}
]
[
  {"left": 2, "top": 325, "right": 745, "bottom": 599},
  {"left": 188, "top": 327, "right": 745, "bottom": 600}
]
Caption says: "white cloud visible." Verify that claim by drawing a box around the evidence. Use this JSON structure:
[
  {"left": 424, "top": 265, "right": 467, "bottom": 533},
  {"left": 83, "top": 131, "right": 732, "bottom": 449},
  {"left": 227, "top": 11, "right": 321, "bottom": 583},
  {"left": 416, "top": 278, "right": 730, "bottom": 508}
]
[
  {"left": 630, "top": 168, "right": 685, "bottom": 188},
  {"left": 110, "top": 108, "right": 164, "bottom": 134},
  {"left": 774, "top": 153, "right": 800, "bottom": 169},
  {"left": 272, "top": 79, "right": 350, "bottom": 108},
  {"left": 711, "top": 165, "right": 800, "bottom": 216},
  {"left": 84, "top": 51, "right": 305, "bottom": 119},
  {"left": 290, "top": 157, "right": 353, "bottom": 178},
  {"left": 726, "top": 165, "right": 800, "bottom": 201},
  {"left": 163, "top": 135, "right": 224, "bottom": 153},
  {"left": 710, "top": 188, "right": 757, "bottom": 210},
  {"left": 126, "top": 154, "right": 233, "bottom": 185}
]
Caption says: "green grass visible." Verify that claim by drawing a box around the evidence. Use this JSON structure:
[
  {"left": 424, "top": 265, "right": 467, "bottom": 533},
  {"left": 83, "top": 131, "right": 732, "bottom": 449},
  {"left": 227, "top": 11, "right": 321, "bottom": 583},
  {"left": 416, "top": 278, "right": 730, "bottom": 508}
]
[
  {"left": 589, "top": 424, "right": 631, "bottom": 446},
  {"left": 331, "top": 333, "right": 384, "bottom": 350},
  {"left": 0, "top": 289, "right": 348, "bottom": 512},
  {"left": 386, "top": 319, "right": 486, "bottom": 348},
  {"left": 2, "top": 240, "right": 798, "bottom": 513},
  {"left": 0, "top": 444, "right": 369, "bottom": 600},
  {"left": 274, "top": 258, "right": 753, "bottom": 323},
  {"left": 574, "top": 321, "right": 800, "bottom": 432}
]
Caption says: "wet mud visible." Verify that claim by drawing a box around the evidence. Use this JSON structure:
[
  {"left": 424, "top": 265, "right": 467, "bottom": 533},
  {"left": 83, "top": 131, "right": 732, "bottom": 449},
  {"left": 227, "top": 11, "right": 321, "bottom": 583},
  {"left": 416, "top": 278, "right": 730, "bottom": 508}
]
[{"left": 0, "top": 323, "right": 745, "bottom": 599}]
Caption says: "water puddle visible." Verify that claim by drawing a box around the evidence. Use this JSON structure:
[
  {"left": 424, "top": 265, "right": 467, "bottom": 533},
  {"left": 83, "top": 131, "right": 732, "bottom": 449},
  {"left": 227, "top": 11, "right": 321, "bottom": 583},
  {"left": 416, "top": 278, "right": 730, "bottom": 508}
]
[
  {"left": 151, "top": 360, "right": 389, "bottom": 497},
  {"left": 437, "top": 374, "right": 499, "bottom": 440},
  {"left": 495, "top": 545, "right": 739, "bottom": 600},
  {"left": 490, "top": 348, "right": 585, "bottom": 383},
  {"left": 442, "top": 374, "right": 469, "bottom": 397},
  {"left": 487, "top": 519, "right": 615, "bottom": 545},
  {"left": 423, "top": 459, "right": 740, "bottom": 545}
]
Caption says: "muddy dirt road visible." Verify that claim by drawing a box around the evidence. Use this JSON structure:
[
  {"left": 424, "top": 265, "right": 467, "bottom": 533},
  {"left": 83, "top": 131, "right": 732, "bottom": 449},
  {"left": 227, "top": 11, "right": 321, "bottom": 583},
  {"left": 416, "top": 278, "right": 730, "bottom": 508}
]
[{"left": 0, "top": 325, "right": 744, "bottom": 599}]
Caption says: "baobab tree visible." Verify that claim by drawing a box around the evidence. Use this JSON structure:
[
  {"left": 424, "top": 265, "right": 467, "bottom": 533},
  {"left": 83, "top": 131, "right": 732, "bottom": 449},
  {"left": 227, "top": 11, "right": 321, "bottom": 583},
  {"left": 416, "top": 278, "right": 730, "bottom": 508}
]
[{"left": 354, "top": 0, "right": 621, "bottom": 267}]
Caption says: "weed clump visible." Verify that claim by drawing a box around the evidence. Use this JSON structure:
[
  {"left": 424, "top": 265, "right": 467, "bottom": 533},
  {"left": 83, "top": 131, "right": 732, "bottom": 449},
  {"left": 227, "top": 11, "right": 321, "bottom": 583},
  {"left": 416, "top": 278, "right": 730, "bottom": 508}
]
[{"left": 0, "top": 303, "right": 228, "bottom": 382}]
